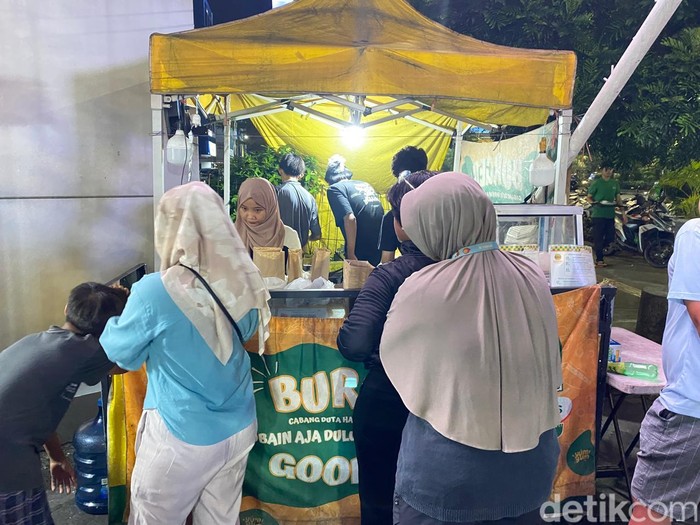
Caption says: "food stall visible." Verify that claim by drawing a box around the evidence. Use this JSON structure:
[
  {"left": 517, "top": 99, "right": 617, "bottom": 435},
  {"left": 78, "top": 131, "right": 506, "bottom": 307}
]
[
  {"left": 107, "top": 233, "right": 616, "bottom": 525},
  {"left": 104, "top": 0, "right": 615, "bottom": 523}
]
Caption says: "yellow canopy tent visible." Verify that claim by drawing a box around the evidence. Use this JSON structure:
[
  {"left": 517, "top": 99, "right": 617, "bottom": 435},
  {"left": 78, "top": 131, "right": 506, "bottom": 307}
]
[
  {"left": 150, "top": 0, "right": 576, "bottom": 192},
  {"left": 150, "top": 0, "right": 575, "bottom": 126}
]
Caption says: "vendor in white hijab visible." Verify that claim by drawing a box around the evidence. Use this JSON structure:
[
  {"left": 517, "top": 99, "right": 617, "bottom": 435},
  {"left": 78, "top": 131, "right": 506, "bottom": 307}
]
[
  {"left": 380, "top": 172, "right": 562, "bottom": 525},
  {"left": 101, "top": 181, "right": 270, "bottom": 525}
]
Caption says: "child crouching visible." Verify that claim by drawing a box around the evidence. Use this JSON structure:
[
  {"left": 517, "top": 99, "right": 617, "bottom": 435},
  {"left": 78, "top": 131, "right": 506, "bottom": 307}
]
[{"left": 0, "top": 282, "right": 127, "bottom": 525}]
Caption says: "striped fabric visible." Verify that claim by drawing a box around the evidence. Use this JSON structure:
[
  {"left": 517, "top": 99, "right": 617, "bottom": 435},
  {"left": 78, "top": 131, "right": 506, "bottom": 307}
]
[
  {"left": 0, "top": 488, "right": 54, "bottom": 525},
  {"left": 632, "top": 398, "right": 700, "bottom": 522}
]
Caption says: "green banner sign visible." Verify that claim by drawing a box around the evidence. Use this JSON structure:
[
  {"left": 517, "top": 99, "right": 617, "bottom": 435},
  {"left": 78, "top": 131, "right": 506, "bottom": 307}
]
[{"left": 241, "top": 318, "right": 366, "bottom": 524}]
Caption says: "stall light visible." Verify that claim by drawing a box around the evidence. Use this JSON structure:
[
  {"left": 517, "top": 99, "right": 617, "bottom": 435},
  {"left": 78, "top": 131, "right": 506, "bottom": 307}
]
[
  {"left": 529, "top": 137, "right": 555, "bottom": 187},
  {"left": 166, "top": 130, "right": 192, "bottom": 166},
  {"left": 342, "top": 125, "right": 365, "bottom": 149}
]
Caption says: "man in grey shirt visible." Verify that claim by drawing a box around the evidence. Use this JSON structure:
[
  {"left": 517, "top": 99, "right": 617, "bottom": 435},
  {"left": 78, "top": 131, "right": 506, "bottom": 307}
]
[
  {"left": 0, "top": 283, "right": 126, "bottom": 524},
  {"left": 276, "top": 153, "right": 321, "bottom": 249}
]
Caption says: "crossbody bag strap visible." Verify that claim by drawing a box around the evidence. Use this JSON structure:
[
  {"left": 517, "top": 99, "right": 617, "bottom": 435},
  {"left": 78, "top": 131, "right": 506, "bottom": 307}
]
[{"left": 178, "top": 263, "right": 245, "bottom": 344}]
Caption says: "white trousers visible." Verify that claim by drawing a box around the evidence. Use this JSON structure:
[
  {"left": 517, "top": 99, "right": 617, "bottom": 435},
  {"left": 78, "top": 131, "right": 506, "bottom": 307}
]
[{"left": 128, "top": 409, "right": 256, "bottom": 525}]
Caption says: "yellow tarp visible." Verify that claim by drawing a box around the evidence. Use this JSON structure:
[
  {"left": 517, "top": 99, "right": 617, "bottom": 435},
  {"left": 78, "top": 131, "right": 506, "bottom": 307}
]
[
  {"left": 232, "top": 94, "right": 451, "bottom": 192},
  {"left": 150, "top": 0, "right": 576, "bottom": 128}
]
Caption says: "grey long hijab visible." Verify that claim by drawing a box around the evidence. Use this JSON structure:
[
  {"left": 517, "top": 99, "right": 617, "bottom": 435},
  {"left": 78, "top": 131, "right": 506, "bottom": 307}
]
[{"left": 379, "top": 172, "right": 561, "bottom": 452}]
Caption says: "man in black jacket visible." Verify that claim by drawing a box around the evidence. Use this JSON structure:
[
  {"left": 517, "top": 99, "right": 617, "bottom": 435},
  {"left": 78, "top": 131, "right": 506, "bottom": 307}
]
[{"left": 337, "top": 170, "right": 437, "bottom": 525}]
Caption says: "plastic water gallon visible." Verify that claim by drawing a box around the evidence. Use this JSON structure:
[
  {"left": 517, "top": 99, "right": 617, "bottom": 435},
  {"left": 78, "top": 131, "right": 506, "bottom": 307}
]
[{"left": 73, "top": 398, "right": 108, "bottom": 515}]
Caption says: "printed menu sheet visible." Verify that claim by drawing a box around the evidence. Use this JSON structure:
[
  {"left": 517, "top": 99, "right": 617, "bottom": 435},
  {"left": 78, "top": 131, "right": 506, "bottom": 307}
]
[{"left": 549, "top": 245, "right": 596, "bottom": 288}]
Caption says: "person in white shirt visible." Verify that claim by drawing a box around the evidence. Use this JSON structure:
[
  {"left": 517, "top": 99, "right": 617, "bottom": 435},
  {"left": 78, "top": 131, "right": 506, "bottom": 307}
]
[{"left": 631, "top": 204, "right": 700, "bottom": 525}]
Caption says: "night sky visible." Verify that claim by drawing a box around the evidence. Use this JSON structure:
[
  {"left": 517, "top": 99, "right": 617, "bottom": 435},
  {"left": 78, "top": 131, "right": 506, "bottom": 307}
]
[{"left": 206, "top": 1, "right": 274, "bottom": 25}]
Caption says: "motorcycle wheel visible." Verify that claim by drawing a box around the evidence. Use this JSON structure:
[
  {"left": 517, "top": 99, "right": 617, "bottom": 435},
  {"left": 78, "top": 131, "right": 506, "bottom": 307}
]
[
  {"left": 602, "top": 244, "right": 617, "bottom": 256},
  {"left": 643, "top": 238, "right": 674, "bottom": 268}
]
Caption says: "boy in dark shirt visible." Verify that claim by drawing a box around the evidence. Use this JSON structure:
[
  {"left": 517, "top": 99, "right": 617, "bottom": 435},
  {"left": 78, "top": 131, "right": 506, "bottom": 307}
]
[
  {"left": 325, "top": 154, "right": 384, "bottom": 266},
  {"left": 0, "top": 282, "right": 127, "bottom": 524},
  {"left": 378, "top": 146, "right": 428, "bottom": 263},
  {"left": 276, "top": 152, "right": 321, "bottom": 249}
]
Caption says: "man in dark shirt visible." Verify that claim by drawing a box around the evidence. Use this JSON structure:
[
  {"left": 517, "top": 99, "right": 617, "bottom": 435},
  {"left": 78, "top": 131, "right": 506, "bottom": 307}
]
[
  {"left": 325, "top": 155, "right": 384, "bottom": 266},
  {"left": 276, "top": 153, "right": 321, "bottom": 249},
  {"left": 378, "top": 146, "right": 428, "bottom": 263},
  {"left": 337, "top": 170, "right": 437, "bottom": 524},
  {"left": 0, "top": 283, "right": 126, "bottom": 524}
]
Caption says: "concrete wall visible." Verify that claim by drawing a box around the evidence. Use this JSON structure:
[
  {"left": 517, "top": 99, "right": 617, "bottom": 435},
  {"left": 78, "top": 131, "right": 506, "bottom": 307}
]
[{"left": 0, "top": 2, "right": 192, "bottom": 350}]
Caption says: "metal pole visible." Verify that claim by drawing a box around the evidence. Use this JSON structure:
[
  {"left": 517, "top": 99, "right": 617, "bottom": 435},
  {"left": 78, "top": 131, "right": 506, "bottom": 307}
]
[
  {"left": 453, "top": 122, "right": 464, "bottom": 172},
  {"left": 224, "top": 95, "right": 231, "bottom": 216},
  {"left": 151, "top": 94, "right": 165, "bottom": 268},
  {"left": 554, "top": 109, "right": 573, "bottom": 204},
  {"left": 568, "top": 0, "right": 683, "bottom": 164}
]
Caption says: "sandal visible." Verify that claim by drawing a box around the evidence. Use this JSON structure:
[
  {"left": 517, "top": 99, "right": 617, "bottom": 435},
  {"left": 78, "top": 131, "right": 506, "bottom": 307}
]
[{"left": 595, "top": 261, "right": 608, "bottom": 268}]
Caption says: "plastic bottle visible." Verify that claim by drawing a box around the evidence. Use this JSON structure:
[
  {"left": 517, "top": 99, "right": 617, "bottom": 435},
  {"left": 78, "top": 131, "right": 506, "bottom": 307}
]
[
  {"left": 73, "top": 398, "right": 108, "bottom": 515},
  {"left": 607, "top": 361, "right": 658, "bottom": 380}
]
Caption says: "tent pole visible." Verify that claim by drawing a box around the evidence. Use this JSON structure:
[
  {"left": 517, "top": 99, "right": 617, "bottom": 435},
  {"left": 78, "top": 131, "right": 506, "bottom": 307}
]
[
  {"left": 151, "top": 94, "right": 165, "bottom": 268},
  {"left": 568, "top": 0, "right": 682, "bottom": 163},
  {"left": 554, "top": 109, "right": 573, "bottom": 205},
  {"left": 224, "top": 95, "right": 231, "bottom": 216},
  {"left": 453, "top": 122, "right": 464, "bottom": 172},
  {"left": 190, "top": 136, "right": 200, "bottom": 182}
]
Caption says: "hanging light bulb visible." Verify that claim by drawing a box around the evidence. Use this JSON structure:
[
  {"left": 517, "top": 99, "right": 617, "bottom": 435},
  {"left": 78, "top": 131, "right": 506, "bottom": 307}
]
[
  {"left": 529, "top": 137, "right": 556, "bottom": 187},
  {"left": 342, "top": 125, "right": 365, "bottom": 149},
  {"left": 166, "top": 130, "right": 191, "bottom": 166}
]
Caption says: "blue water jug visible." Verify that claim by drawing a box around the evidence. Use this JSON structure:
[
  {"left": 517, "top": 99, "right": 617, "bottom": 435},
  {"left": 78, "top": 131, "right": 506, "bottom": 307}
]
[{"left": 73, "top": 398, "right": 108, "bottom": 515}]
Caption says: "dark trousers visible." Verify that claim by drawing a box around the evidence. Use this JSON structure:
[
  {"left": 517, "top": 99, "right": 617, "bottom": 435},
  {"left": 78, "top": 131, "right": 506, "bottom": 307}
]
[
  {"left": 591, "top": 217, "right": 616, "bottom": 262},
  {"left": 393, "top": 497, "right": 545, "bottom": 525},
  {"left": 354, "top": 366, "right": 409, "bottom": 525}
]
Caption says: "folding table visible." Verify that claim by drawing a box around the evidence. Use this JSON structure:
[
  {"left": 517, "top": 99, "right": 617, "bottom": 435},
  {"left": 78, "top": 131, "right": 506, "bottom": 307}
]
[{"left": 597, "top": 327, "right": 666, "bottom": 499}]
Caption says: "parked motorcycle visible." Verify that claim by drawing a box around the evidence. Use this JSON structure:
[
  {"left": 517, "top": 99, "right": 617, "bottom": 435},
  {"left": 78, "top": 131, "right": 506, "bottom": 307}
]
[{"left": 603, "top": 194, "right": 675, "bottom": 268}]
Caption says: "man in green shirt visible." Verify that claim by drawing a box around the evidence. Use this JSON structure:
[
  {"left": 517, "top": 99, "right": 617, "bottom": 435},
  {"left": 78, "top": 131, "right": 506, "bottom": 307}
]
[{"left": 587, "top": 166, "right": 622, "bottom": 267}]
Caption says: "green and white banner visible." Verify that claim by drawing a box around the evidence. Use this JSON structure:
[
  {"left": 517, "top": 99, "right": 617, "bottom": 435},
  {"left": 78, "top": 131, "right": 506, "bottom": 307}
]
[
  {"left": 459, "top": 122, "right": 556, "bottom": 203},
  {"left": 241, "top": 317, "right": 366, "bottom": 525}
]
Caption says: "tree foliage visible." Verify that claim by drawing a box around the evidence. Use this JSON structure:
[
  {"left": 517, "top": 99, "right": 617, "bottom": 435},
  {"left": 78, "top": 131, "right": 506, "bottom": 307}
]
[
  {"left": 617, "top": 27, "right": 700, "bottom": 170},
  {"left": 211, "top": 145, "right": 323, "bottom": 219},
  {"left": 659, "top": 160, "right": 700, "bottom": 217},
  {"left": 408, "top": 0, "right": 700, "bottom": 177}
]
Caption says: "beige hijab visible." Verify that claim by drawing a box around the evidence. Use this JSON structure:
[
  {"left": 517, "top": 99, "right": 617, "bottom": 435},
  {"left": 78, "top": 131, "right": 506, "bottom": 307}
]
[
  {"left": 156, "top": 181, "right": 271, "bottom": 363},
  {"left": 380, "top": 172, "right": 561, "bottom": 452},
  {"left": 235, "top": 178, "right": 286, "bottom": 253}
]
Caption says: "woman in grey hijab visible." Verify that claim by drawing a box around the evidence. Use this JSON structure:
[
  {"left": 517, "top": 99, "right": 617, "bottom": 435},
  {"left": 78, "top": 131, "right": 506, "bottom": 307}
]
[{"left": 380, "top": 172, "right": 562, "bottom": 524}]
